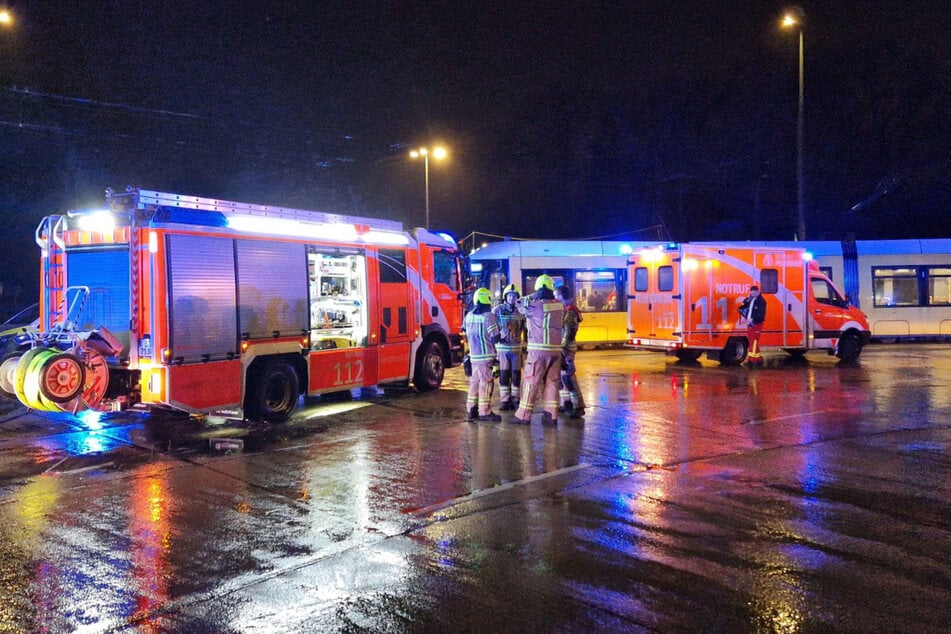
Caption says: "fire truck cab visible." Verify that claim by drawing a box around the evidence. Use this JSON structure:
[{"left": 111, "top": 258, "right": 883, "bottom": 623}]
[
  {"left": 626, "top": 243, "right": 871, "bottom": 364},
  {"left": 2, "top": 188, "right": 464, "bottom": 421}
]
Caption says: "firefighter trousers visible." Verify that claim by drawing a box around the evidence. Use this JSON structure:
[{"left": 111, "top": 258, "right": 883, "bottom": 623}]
[
  {"left": 559, "top": 347, "right": 585, "bottom": 410},
  {"left": 497, "top": 348, "right": 522, "bottom": 403},
  {"left": 466, "top": 360, "right": 496, "bottom": 416},
  {"left": 514, "top": 350, "right": 562, "bottom": 420}
]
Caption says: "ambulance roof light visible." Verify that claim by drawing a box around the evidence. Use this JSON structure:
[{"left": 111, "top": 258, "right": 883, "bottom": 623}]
[
  {"left": 436, "top": 231, "right": 456, "bottom": 245},
  {"left": 619, "top": 244, "right": 633, "bottom": 255},
  {"left": 802, "top": 251, "right": 814, "bottom": 261}
]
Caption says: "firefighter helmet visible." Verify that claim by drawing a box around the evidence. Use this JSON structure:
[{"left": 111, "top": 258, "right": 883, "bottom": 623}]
[
  {"left": 534, "top": 274, "right": 555, "bottom": 291},
  {"left": 474, "top": 287, "right": 493, "bottom": 305},
  {"left": 503, "top": 284, "right": 520, "bottom": 299}
]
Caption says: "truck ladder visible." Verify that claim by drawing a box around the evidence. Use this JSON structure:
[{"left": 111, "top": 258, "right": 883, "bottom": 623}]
[{"left": 124, "top": 189, "right": 404, "bottom": 233}]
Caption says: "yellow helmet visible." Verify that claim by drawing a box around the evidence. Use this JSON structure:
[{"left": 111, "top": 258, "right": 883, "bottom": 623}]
[
  {"left": 503, "top": 283, "right": 520, "bottom": 299},
  {"left": 534, "top": 274, "right": 555, "bottom": 291},
  {"left": 474, "top": 287, "right": 493, "bottom": 305}
]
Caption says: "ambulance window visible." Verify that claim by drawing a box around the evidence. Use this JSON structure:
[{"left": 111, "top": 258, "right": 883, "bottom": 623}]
[
  {"left": 379, "top": 249, "right": 407, "bottom": 283},
  {"left": 760, "top": 269, "right": 779, "bottom": 294},
  {"left": 634, "top": 267, "right": 648, "bottom": 292},
  {"left": 433, "top": 250, "right": 459, "bottom": 290},
  {"left": 812, "top": 278, "right": 845, "bottom": 307},
  {"left": 812, "top": 278, "right": 833, "bottom": 305},
  {"left": 658, "top": 266, "right": 673, "bottom": 292}
]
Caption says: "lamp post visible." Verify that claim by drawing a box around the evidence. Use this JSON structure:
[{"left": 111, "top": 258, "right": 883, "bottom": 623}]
[
  {"left": 409, "top": 146, "right": 447, "bottom": 229},
  {"left": 0, "top": 9, "right": 13, "bottom": 27},
  {"left": 782, "top": 8, "right": 805, "bottom": 240}
]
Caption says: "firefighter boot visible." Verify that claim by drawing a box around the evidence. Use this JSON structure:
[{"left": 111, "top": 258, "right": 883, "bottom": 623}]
[
  {"left": 479, "top": 412, "right": 502, "bottom": 422},
  {"left": 499, "top": 398, "right": 514, "bottom": 411},
  {"left": 558, "top": 400, "right": 574, "bottom": 414},
  {"left": 540, "top": 412, "right": 558, "bottom": 427},
  {"left": 467, "top": 406, "right": 479, "bottom": 421}
]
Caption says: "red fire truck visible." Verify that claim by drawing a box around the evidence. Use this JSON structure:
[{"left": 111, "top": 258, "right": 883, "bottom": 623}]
[{"left": 1, "top": 188, "right": 465, "bottom": 421}]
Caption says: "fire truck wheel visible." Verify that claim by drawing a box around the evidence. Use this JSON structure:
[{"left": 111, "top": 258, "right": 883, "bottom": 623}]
[
  {"left": 720, "top": 337, "right": 749, "bottom": 365},
  {"left": 836, "top": 333, "right": 863, "bottom": 363},
  {"left": 413, "top": 340, "right": 445, "bottom": 392},
  {"left": 38, "top": 352, "right": 86, "bottom": 403},
  {"left": 245, "top": 361, "right": 299, "bottom": 423},
  {"left": 0, "top": 353, "right": 22, "bottom": 397}
]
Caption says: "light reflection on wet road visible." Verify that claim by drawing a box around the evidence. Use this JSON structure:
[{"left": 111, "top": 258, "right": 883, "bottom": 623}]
[{"left": 0, "top": 344, "right": 948, "bottom": 632}]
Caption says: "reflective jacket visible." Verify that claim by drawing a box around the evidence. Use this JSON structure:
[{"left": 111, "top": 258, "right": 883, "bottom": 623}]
[
  {"left": 493, "top": 302, "right": 526, "bottom": 353},
  {"left": 562, "top": 302, "right": 583, "bottom": 352},
  {"left": 464, "top": 309, "right": 500, "bottom": 363},
  {"left": 518, "top": 296, "right": 564, "bottom": 353}
]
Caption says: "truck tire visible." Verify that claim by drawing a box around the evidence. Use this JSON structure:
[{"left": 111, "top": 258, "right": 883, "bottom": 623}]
[
  {"left": 836, "top": 332, "right": 863, "bottom": 363},
  {"left": 720, "top": 337, "right": 748, "bottom": 365},
  {"left": 675, "top": 349, "right": 703, "bottom": 362},
  {"left": 245, "top": 361, "right": 299, "bottom": 423},
  {"left": 413, "top": 340, "right": 445, "bottom": 392}
]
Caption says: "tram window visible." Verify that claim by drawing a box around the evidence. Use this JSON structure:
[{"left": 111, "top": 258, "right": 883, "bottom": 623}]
[
  {"left": 634, "top": 267, "right": 648, "bottom": 292},
  {"left": 873, "top": 267, "right": 919, "bottom": 307},
  {"left": 927, "top": 267, "right": 951, "bottom": 306},
  {"left": 574, "top": 271, "right": 619, "bottom": 312}
]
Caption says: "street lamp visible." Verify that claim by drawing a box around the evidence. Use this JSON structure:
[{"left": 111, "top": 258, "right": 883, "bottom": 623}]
[
  {"left": 782, "top": 8, "right": 806, "bottom": 240},
  {"left": 409, "top": 146, "right": 447, "bottom": 229},
  {"left": 0, "top": 9, "right": 12, "bottom": 27}
]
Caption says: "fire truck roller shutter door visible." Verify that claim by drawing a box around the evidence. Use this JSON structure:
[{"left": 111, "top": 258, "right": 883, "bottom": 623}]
[
  {"left": 167, "top": 235, "right": 238, "bottom": 363},
  {"left": 236, "top": 240, "right": 308, "bottom": 339}
]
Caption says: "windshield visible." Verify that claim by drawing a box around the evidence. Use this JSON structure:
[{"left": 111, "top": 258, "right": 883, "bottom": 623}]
[{"left": 2, "top": 303, "right": 39, "bottom": 326}]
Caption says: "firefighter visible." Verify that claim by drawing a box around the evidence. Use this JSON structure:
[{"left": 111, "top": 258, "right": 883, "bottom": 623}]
[
  {"left": 493, "top": 283, "right": 526, "bottom": 411},
  {"left": 464, "top": 287, "right": 502, "bottom": 421},
  {"left": 556, "top": 285, "right": 585, "bottom": 418},
  {"left": 512, "top": 274, "right": 564, "bottom": 426},
  {"left": 744, "top": 284, "right": 767, "bottom": 365}
]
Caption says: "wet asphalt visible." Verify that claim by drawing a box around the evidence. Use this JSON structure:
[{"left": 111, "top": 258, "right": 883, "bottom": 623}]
[{"left": 0, "top": 344, "right": 949, "bottom": 633}]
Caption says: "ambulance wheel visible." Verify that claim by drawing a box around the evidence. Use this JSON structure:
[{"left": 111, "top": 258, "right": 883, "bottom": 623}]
[
  {"left": 836, "top": 333, "right": 863, "bottom": 363},
  {"left": 413, "top": 340, "right": 445, "bottom": 392},
  {"left": 720, "top": 337, "right": 748, "bottom": 365},
  {"left": 38, "top": 352, "right": 85, "bottom": 403},
  {"left": 674, "top": 349, "right": 703, "bottom": 362},
  {"left": 245, "top": 361, "right": 299, "bottom": 423}
]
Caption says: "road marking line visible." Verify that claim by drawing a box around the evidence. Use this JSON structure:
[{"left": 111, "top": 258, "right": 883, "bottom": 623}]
[{"left": 410, "top": 462, "right": 592, "bottom": 517}]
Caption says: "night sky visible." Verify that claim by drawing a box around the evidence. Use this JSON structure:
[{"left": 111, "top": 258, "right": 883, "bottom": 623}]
[{"left": 0, "top": 1, "right": 948, "bottom": 307}]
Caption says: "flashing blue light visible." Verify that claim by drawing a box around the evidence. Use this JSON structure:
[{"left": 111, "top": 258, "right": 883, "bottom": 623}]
[
  {"left": 436, "top": 231, "right": 456, "bottom": 245},
  {"left": 619, "top": 244, "right": 633, "bottom": 255},
  {"left": 802, "top": 251, "right": 814, "bottom": 261}
]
